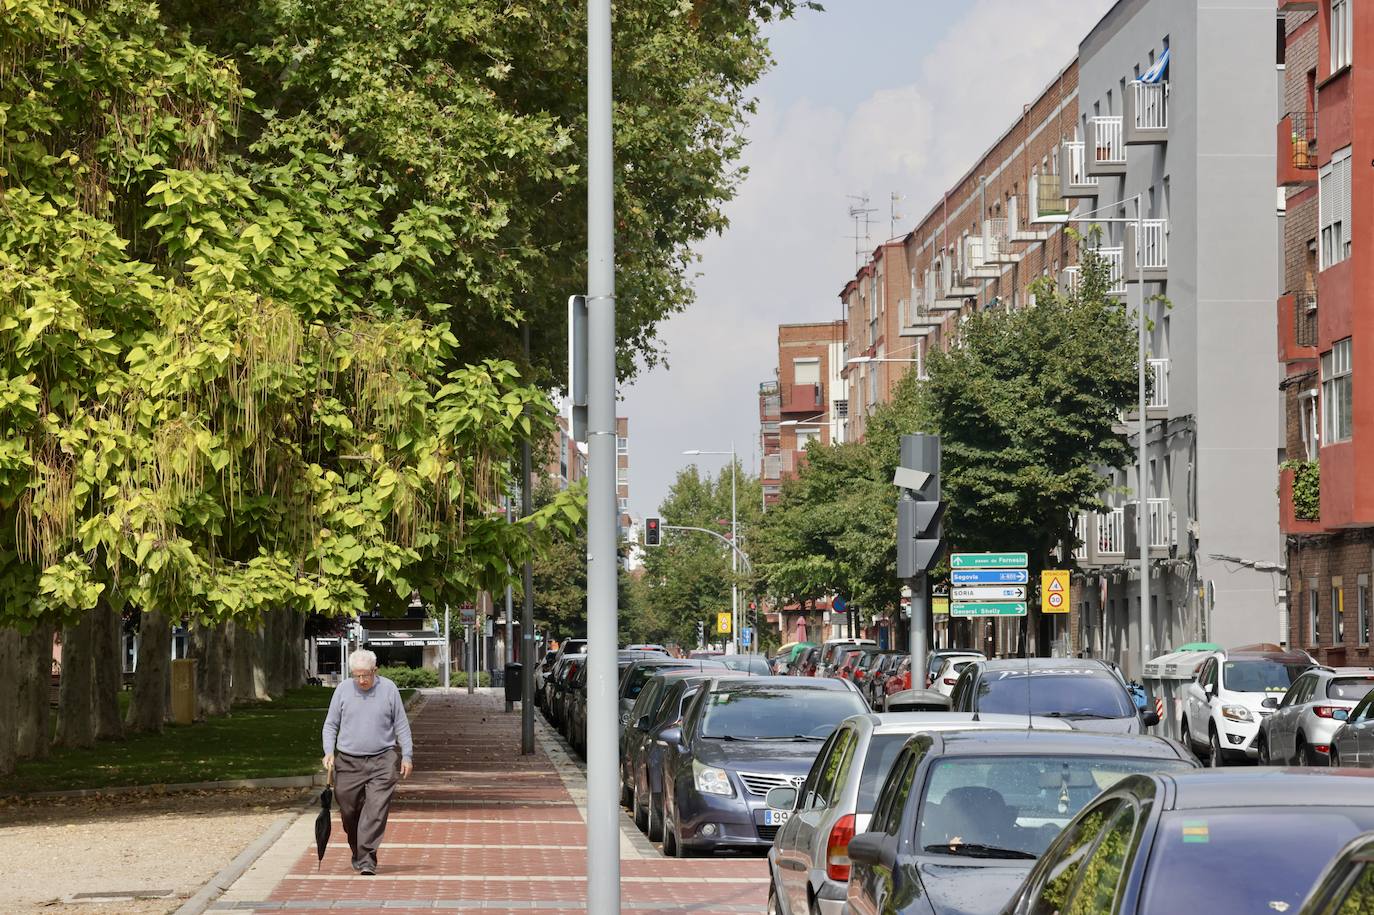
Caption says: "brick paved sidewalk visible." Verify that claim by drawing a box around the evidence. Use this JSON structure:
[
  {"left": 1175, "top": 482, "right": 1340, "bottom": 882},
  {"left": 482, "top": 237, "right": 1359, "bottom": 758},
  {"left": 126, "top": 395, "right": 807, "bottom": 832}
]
[{"left": 207, "top": 688, "right": 768, "bottom": 914}]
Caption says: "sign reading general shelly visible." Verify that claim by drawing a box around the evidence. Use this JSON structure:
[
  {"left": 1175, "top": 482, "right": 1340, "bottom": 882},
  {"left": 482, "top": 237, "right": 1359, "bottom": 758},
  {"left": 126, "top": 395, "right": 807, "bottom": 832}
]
[{"left": 950, "top": 552, "right": 1029, "bottom": 569}]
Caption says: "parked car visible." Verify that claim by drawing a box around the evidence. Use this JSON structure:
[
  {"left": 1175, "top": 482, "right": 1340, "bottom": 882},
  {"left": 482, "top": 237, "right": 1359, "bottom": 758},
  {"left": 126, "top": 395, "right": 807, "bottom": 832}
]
[
  {"left": 555, "top": 638, "right": 588, "bottom": 662},
  {"left": 546, "top": 653, "right": 586, "bottom": 729},
  {"left": 619, "top": 658, "right": 723, "bottom": 734},
  {"left": 719, "top": 654, "right": 773, "bottom": 675},
  {"left": 792, "top": 645, "right": 822, "bottom": 677},
  {"left": 623, "top": 670, "right": 744, "bottom": 840},
  {"left": 765, "top": 712, "right": 1072, "bottom": 915},
  {"left": 816, "top": 639, "right": 876, "bottom": 678},
  {"left": 1297, "top": 829, "right": 1374, "bottom": 914},
  {"left": 883, "top": 657, "right": 913, "bottom": 701},
  {"left": 844, "top": 730, "right": 1196, "bottom": 915},
  {"left": 659, "top": 676, "right": 868, "bottom": 857},
  {"left": 776, "top": 642, "right": 817, "bottom": 676},
  {"left": 1257, "top": 666, "right": 1374, "bottom": 766},
  {"left": 860, "top": 651, "right": 902, "bottom": 708},
  {"left": 625, "top": 643, "right": 669, "bottom": 654},
  {"left": 998, "top": 768, "right": 1374, "bottom": 915},
  {"left": 931, "top": 655, "right": 978, "bottom": 698},
  {"left": 837, "top": 647, "right": 878, "bottom": 682},
  {"left": 1328, "top": 680, "right": 1374, "bottom": 769},
  {"left": 533, "top": 649, "right": 558, "bottom": 708},
  {"left": 1181, "top": 646, "right": 1315, "bottom": 766},
  {"left": 924, "top": 649, "right": 984, "bottom": 689},
  {"left": 689, "top": 649, "right": 725, "bottom": 660},
  {"left": 882, "top": 689, "right": 952, "bottom": 713},
  {"left": 949, "top": 658, "right": 1160, "bottom": 733},
  {"left": 564, "top": 658, "right": 590, "bottom": 753}
]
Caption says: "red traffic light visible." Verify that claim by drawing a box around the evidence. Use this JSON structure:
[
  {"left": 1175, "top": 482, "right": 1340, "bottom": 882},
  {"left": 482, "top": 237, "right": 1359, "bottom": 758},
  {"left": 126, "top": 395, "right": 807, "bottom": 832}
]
[{"left": 645, "top": 517, "right": 661, "bottom": 546}]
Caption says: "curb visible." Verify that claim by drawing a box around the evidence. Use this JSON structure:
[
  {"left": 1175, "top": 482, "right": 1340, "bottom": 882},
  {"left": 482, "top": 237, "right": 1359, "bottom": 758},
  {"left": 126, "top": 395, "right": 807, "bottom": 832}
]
[
  {"left": 4, "top": 773, "right": 326, "bottom": 801},
  {"left": 172, "top": 807, "right": 303, "bottom": 915}
]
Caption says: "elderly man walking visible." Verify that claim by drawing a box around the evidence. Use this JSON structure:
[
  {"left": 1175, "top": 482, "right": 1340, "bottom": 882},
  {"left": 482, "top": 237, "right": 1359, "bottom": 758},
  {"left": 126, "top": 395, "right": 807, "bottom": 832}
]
[{"left": 322, "top": 649, "right": 414, "bottom": 875}]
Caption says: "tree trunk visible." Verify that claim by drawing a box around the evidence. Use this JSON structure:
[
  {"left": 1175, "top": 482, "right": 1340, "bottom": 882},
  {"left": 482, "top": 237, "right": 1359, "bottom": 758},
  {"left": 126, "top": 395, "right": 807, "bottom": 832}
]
[
  {"left": 126, "top": 609, "right": 171, "bottom": 734},
  {"left": 0, "top": 627, "right": 19, "bottom": 776},
  {"left": 231, "top": 619, "right": 270, "bottom": 703},
  {"left": 192, "top": 620, "right": 233, "bottom": 718},
  {"left": 54, "top": 612, "right": 97, "bottom": 749},
  {"left": 287, "top": 611, "right": 306, "bottom": 688},
  {"left": 16, "top": 621, "right": 52, "bottom": 760},
  {"left": 92, "top": 604, "right": 124, "bottom": 740},
  {"left": 264, "top": 610, "right": 286, "bottom": 698}
]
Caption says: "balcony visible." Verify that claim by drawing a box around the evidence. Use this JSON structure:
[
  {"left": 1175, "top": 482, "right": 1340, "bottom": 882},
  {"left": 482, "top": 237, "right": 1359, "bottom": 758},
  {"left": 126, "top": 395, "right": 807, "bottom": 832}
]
[
  {"left": 1059, "top": 265, "right": 1081, "bottom": 296},
  {"left": 1278, "top": 292, "right": 1319, "bottom": 363},
  {"left": 1086, "top": 116, "right": 1126, "bottom": 177},
  {"left": 1124, "top": 499, "right": 1178, "bottom": 557},
  {"left": 931, "top": 261, "right": 978, "bottom": 310},
  {"left": 900, "top": 294, "right": 940, "bottom": 338},
  {"left": 1098, "top": 508, "right": 1125, "bottom": 556},
  {"left": 982, "top": 218, "right": 1022, "bottom": 264},
  {"left": 1124, "top": 218, "right": 1168, "bottom": 282},
  {"left": 1029, "top": 173, "right": 1070, "bottom": 225},
  {"left": 1058, "top": 140, "right": 1100, "bottom": 198},
  {"left": 1147, "top": 358, "right": 1169, "bottom": 411},
  {"left": 1124, "top": 80, "right": 1169, "bottom": 145},
  {"left": 783, "top": 382, "right": 822, "bottom": 413},
  {"left": 1278, "top": 0, "right": 1317, "bottom": 11},
  {"left": 1278, "top": 112, "right": 1318, "bottom": 187},
  {"left": 958, "top": 235, "right": 1001, "bottom": 284},
  {"left": 1279, "top": 463, "right": 1322, "bottom": 535}
]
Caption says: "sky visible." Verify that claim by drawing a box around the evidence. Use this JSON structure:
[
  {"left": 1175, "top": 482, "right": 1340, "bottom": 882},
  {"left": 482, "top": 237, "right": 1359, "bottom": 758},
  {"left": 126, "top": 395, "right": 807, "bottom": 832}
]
[{"left": 620, "top": 0, "right": 1117, "bottom": 519}]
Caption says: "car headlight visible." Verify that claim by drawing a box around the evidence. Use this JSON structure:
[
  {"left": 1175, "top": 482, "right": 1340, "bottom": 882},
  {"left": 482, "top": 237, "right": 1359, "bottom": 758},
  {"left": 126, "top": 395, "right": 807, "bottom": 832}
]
[
  {"left": 692, "top": 760, "right": 735, "bottom": 797},
  {"left": 1221, "top": 705, "right": 1253, "bottom": 722}
]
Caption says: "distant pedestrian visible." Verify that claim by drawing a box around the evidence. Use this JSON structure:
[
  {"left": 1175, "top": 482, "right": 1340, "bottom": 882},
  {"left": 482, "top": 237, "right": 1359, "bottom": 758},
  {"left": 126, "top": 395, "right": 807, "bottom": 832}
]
[{"left": 322, "top": 649, "right": 414, "bottom": 876}]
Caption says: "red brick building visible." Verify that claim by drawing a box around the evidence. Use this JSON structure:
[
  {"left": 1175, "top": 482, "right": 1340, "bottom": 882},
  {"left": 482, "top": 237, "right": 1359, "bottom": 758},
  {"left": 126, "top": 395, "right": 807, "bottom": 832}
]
[
  {"left": 759, "top": 320, "right": 847, "bottom": 505},
  {"left": 1279, "top": 0, "right": 1374, "bottom": 662}
]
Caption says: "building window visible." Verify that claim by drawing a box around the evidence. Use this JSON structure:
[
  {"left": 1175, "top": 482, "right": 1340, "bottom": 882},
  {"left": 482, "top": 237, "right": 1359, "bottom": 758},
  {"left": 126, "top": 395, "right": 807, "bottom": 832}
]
[
  {"left": 616, "top": 467, "right": 628, "bottom": 485},
  {"left": 618, "top": 497, "right": 629, "bottom": 512},
  {"left": 1309, "top": 579, "right": 1320, "bottom": 645},
  {"left": 1300, "top": 390, "right": 1321, "bottom": 460},
  {"left": 1360, "top": 575, "right": 1370, "bottom": 646},
  {"left": 1320, "top": 146, "right": 1352, "bottom": 267},
  {"left": 1322, "top": 337, "right": 1353, "bottom": 443},
  {"left": 616, "top": 436, "right": 628, "bottom": 454},
  {"left": 1332, "top": 0, "right": 1353, "bottom": 71},
  {"left": 1333, "top": 579, "right": 1346, "bottom": 645},
  {"left": 795, "top": 427, "right": 820, "bottom": 449},
  {"left": 793, "top": 357, "right": 820, "bottom": 386}
]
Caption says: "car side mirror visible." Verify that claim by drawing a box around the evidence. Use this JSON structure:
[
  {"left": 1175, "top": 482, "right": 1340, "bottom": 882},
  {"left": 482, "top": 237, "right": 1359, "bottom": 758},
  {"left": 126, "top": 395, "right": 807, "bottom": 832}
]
[
  {"left": 847, "top": 832, "right": 896, "bottom": 869},
  {"left": 636, "top": 715, "right": 652, "bottom": 731},
  {"left": 657, "top": 726, "right": 682, "bottom": 747},
  {"left": 1202, "top": 682, "right": 1215, "bottom": 698},
  {"left": 766, "top": 786, "right": 798, "bottom": 811},
  {"left": 1336, "top": 708, "right": 1351, "bottom": 721},
  {"left": 1261, "top": 696, "right": 1280, "bottom": 709},
  {"left": 1142, "top": 709, "right": 1161, "bottom": 727}
]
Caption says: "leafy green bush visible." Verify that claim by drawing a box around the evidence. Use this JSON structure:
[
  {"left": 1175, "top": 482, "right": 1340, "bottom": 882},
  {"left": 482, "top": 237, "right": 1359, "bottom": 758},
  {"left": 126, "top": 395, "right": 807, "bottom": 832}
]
[
  {"left": 453, "top": 671, "right": 491, "bottom": 687},
  {"left": 377, "top": 666, "right": 439, "bottom": 689},
  {"left": 1281, "top": 459, "right": 1320, "bottom": 521}
]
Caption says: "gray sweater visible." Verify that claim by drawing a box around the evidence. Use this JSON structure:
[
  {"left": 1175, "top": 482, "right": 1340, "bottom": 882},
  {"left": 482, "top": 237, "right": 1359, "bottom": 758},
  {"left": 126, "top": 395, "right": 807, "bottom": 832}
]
[{"left": 322, "top": 676, "right": 414, "bottom": 762}]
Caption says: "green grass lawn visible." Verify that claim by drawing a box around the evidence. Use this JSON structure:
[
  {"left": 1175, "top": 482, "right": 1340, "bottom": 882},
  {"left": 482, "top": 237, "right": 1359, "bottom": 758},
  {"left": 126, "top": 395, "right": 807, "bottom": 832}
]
[{"left": 12, "top": 686, "right": 415, "bottom": 795}]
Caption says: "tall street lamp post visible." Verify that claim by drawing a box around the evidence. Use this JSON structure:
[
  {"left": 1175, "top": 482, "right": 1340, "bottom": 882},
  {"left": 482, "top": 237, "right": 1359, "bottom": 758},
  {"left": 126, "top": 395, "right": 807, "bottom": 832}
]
[{"left": 683, "top": 445, "right": 739, "bottom": 652}]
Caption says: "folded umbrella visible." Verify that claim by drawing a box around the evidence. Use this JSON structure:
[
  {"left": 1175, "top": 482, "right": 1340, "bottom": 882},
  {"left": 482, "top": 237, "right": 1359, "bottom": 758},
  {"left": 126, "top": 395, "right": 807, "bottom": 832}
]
[{"left": 315, "top": 766, "right": 333, "bottom": 870}]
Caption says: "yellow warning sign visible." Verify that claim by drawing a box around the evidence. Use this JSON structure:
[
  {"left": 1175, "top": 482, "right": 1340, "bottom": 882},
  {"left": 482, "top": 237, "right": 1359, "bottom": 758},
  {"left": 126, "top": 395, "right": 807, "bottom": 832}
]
[
  {"left": 716, "top": 611, "right": 733, "bottom": 634},
  {"left": 1042, "top": 570, "right": 1070, "bottom": 614}
]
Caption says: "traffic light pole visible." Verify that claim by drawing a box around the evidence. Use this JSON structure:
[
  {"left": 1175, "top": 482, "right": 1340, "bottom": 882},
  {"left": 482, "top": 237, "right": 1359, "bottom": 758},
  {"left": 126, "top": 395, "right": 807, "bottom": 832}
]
[{"left": 896, "top": 434, "right": 942, "bottom": 692}]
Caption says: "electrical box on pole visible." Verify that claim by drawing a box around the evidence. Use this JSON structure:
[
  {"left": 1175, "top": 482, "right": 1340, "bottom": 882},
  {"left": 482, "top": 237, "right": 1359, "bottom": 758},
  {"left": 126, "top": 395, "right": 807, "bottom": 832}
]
[{"left": 567, "top": 294, "right": 589, "bottom": 443}]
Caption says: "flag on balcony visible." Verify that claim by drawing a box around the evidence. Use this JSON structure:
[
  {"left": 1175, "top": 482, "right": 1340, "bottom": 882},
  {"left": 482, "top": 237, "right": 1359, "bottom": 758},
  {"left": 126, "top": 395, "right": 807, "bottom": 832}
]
[{"left": 1140, "top": 48, "right": 1169, "bottom": 84}]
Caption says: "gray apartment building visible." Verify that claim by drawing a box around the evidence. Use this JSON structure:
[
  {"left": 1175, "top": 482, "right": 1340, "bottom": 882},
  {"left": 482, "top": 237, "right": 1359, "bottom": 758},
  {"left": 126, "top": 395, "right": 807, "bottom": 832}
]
[{"left": 1066, "top": 0, "right": 1283, "bottom": 674}]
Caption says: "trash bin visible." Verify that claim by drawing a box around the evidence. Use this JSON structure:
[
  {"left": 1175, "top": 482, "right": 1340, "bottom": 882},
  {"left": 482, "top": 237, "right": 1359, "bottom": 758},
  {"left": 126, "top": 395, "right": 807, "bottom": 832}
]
[{"left": 504, "top": 662, "right": 523, "bottom": 702}]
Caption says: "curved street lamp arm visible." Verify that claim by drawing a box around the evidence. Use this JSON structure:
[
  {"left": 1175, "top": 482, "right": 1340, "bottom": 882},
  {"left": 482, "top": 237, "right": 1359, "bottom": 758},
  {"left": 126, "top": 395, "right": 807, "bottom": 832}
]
[{"left": 661, "top": 524, "right": 753, "bottom": 573}]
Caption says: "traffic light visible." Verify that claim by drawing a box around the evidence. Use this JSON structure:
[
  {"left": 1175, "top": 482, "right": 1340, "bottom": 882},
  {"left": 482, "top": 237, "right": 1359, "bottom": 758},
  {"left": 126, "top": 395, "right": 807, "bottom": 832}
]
[
  {"left": 695, "top": 620, "right": 704, "bottom": 646},
  {"left": 896, "top": 434, "right": 944, "bottom": 578},
  {"left": 645, "top": 517, "right": 661, "bottom": 546}
]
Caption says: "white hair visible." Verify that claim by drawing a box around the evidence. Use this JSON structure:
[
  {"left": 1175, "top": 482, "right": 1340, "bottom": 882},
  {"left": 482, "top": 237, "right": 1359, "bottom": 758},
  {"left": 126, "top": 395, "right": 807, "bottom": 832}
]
[{"left": 348, "top": 649, "right": 378, "bottom": 672}]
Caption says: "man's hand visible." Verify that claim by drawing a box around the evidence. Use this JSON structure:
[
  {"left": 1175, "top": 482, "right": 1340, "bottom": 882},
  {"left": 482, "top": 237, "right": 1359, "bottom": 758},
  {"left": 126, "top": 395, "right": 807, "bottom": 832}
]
[
  {"left": 323, "top": 754, "right": 334, "bottom": 772},
  {"left": 400, "top": 760, "right": 413, "bottom": 780}
]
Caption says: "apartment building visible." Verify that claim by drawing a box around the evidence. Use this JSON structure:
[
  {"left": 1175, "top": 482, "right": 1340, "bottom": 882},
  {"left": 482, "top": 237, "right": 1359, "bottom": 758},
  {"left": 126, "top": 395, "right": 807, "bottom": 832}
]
[
  {"left": 544, "top": 413, "right": 587, "bottom": 490},
  {"left": 616, "top": 416, "right": 631, "bottom": 531},
  {"left": 1278, "top": 0, "right": 1374, "bottom": 664},
  {"left": 759, "top": 321, "right": 848, "bottom": 505},
  {"left": 1063, "top": 0, "right": 1281, "bottom": 676}
]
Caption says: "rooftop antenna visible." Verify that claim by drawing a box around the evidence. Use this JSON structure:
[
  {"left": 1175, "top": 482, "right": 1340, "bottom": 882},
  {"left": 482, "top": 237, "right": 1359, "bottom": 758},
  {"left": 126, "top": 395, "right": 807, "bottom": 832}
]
[
  {"left": 889, "top": 192, "right": 904, "bottom": 241},
  {"left": 845, "top": 194, "right": 878, "bottom": 269}
]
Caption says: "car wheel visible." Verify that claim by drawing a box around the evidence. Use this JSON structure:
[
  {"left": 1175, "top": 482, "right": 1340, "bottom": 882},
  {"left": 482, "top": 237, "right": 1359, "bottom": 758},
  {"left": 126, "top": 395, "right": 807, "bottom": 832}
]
[
  {"left": 1301, "top": 738, "right": 1325, "bottom": 767},
  {"left": 621, "top": 772, "right": 633, "bottom": 808},
  {"left": 1331, "top": 748, "right": 1343, "bottom": 769},
  {"left": 1256, "top": 734, "right": 1271, "bottom": 765},
  {"left": 648, "top": 793, "right": 665, "bottom": 842},
  {"left": 1209, "top": 727, "right": 1225, "bottom": 768},
  {"left": 663, "top": 822, "right": 679, "bottom": 857},
  {"left": 767, "top": 879, "right": 782, "bottom": 915},
  {"left": 1180, "top": 718, "right": 1193, "bottom": 752},
  {"left": 632, "top": 784, "right": 649, "bottom": 833}
]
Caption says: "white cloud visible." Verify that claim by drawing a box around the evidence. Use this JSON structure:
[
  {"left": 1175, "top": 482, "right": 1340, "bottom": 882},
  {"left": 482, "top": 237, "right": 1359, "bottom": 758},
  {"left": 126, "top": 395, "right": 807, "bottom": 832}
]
[{"left": 622, "top": 0, "right": 1115, "bottom": 517}]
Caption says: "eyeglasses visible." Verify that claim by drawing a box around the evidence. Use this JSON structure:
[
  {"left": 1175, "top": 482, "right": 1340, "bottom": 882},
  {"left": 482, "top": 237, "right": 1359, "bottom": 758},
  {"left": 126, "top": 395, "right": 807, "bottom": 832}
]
[{"left": 351, "top": 670, "right": 377, "bottom": 679}]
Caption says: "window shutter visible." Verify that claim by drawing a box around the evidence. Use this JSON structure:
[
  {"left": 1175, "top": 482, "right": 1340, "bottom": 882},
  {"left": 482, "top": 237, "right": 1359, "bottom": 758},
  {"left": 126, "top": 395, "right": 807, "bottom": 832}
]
[{"left": 1342, "top": 152, "right": 1353, "bottom": 256}]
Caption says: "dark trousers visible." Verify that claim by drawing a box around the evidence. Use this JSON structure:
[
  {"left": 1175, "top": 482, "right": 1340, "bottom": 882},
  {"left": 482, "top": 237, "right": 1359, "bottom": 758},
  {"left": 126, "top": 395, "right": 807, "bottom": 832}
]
[{"left": 334, "top": 749, "right": 400, "bottom": 870}]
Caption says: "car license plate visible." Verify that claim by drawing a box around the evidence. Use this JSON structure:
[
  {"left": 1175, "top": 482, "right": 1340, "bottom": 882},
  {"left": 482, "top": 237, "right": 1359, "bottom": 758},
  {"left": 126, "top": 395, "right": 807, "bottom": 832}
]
[{"left": 763, "top": 808, "right": 791, "bottom": 827}]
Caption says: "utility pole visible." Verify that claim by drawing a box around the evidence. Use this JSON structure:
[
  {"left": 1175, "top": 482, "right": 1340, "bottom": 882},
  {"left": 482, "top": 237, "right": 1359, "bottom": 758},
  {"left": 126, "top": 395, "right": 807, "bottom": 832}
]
[
  {"left": 585, "top": 0, "right": 620, "bottom": 908},
  {"left": 521, "top": 323, "right": 536, "bottom": 753},
  {"left": 443, "top": 605, "right": 450, "bottom": 690}
]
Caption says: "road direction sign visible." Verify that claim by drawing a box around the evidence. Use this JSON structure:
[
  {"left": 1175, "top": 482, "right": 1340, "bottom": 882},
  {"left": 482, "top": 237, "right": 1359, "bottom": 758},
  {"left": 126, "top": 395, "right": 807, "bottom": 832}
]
[
  {"left": 951, "top": 601, "right": 1027, "bottom": 618},
  {"left": 952, "top": 585, "right": 1027, "bottom": 601},
  {"left": 741, "top": 626, "right": 753, "bottom": 647},
  {"left": 1042, "top": 570, "right": 1071, "bottom": 615},
  {"left": 950, "top": 569, "right": 1030, "bottom": 585},
  {"left": 951, "top": 552, "right": 1028, "bottom": 569}
]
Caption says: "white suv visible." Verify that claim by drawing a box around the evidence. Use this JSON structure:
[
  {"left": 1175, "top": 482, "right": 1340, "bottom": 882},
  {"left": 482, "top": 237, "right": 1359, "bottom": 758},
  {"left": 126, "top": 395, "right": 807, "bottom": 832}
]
[{"left": 1181, "top": 648, "right": 1316, "bottom": 766}]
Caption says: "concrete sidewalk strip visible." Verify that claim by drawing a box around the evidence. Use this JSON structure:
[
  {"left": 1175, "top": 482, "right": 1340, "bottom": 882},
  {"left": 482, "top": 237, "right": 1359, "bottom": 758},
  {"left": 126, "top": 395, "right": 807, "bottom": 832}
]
[{"left": 206, "top": 688, "right": 769, "bottom": 913}]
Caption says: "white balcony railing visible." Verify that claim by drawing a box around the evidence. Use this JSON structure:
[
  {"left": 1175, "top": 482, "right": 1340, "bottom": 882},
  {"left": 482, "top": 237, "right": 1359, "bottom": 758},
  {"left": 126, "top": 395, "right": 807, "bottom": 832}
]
[
  {"left": 1131, "top": 80, "right": 1169, "bottom": 130},
  {"left": 1147, "top": 358, "right": 1169, "bottom": 409},
  {"left": 1098, "top": 508, "right": 1125, "bottom": 555},
  {"left": 1090, "top": 116, "right": 1125, "bottom": 165},
  {"left": 1100, "top": 245, "right": 1125, "bottom": 295},
  {"left": 1146, "top": 498, "right": 1176, "bottom": 548},
  {"left": 1072, "top": 513, "right": 1089, "bottom": 561},
  {"left": 1060, "top": 265, "right": 1081, "bottom": 295},
  {"left": 1136, "top": 219, "right": 1168, "bottom": 270},
  {"left": 1064, "top": 140, "right": 1097, "bottom": 187}
]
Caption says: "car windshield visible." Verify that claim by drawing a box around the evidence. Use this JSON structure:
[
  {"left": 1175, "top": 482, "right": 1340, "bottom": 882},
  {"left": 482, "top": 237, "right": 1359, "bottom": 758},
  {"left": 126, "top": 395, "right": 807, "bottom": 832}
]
[
  {"left": 975, "top": 671, "right": 1135, "bottom": 718},
  {"left": 698, "top": 686, "right": 866, "bottom": 740},
  {"left": 1222, "top": 660, "right": 1309, "bottom": 693},
  {"left": 623, "top": 663, "right": 692, "bottom": 699},
  {"left": 1139, "top": 809, "right": 1374, "bottom": 915},
  {"left": 918, "top": 755, "right": 1194, "bottom": 858},
  {"left": 1329, "top": 677, "right": 1374, "bottom": 701},
  {"left": 720, "top": 656, "right": 771, "bottom": 675}
]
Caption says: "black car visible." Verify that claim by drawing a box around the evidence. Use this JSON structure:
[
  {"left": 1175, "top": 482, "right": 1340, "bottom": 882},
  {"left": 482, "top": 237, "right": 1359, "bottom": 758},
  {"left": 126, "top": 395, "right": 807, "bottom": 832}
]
[
  {"left": 660, "top": 676, "right": 868, "bottom": 856},
  {"left": 619, "top": 658, "right": 725, "bottom": 740},
  {"left": 1000, "top": 768, "right": 1374, "bottom": 915},
  {"left": 719, "top": 654, "right": 773, "bottom": 675},
  {"left": 845, "top": 730, "right": 1197, "bottom": 915},
  {"left": 949, "top": 658, "right": 1160, "bottom": 733}
]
